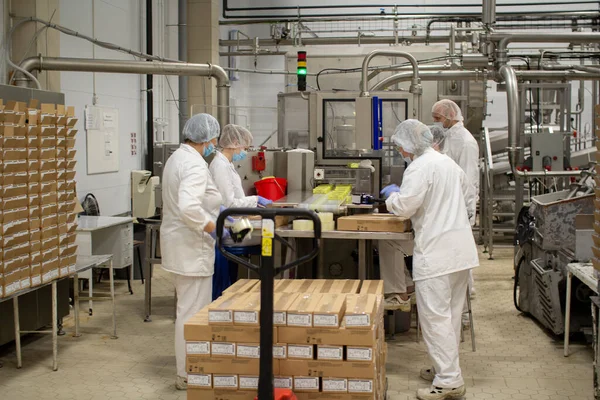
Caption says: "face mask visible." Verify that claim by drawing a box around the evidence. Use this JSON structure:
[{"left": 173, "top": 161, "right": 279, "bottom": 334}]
[
  {"left": 433, "top": 121, "right": 446, "bottom": 130},
  {"left": 202, "top": 143, "right": 215, "bottom": 158},
  {"left": 403, "top": 156, "right": 412, "bottom": 165},
  {"left": 232, "top": 150, "right": 247, "bottom": 162}
]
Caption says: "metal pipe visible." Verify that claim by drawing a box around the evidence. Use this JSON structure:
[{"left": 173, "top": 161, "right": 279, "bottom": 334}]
[
  {"left": 219, "top": 35, "right": 456, "bottom": 47},
  {"left": 482, "top": 0, "right": 496, "bottom": 26},
  {"left": 361, "top": 50, "right": 420, "bottom": 96},
  {"left": 370, "top": 70, "right": 483, "bottom": 91},
  {"left": 146, "top": 0, "right": 154, "bottom": 171},
  {"left": 18, "top": 56, "right": 231, "bottom": 127},
  {"left": 178, "top": 0, "right": 188, "bottom": 142}
]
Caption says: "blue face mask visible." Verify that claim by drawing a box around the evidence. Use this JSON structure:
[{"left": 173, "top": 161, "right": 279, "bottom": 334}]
[
  {"left": 232, "top": 150, "right": 247, "bottom": 162},
  {"left": 202, "top": 143, "right": 215, "bottom": 158}
]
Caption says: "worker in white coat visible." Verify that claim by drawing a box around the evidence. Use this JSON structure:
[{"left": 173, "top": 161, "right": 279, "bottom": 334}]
[
  {"left": 160, "top": 113, "right": 224, "bottom": 390},
  {"left": 209, "top": 124, "right": 272, "bottom": 209},
  {"left": 380, "top": 120, "right": 479, "bottom": 400},
  {"left": 432, "top": 99, "right": 479, "bottom": 303}
]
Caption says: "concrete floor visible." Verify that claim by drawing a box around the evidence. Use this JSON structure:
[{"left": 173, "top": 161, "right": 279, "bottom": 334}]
[{"left": 0, "top": 246, "right": 594, "bottom": 400}]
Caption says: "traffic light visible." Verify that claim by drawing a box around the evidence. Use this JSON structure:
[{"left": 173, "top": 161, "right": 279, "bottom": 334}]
[{"left": 297, "top": 51, "right": 307, "bottom": 91}]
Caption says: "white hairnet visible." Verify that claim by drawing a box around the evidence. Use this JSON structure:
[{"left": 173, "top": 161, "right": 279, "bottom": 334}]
[
  {"left": 219, "top": 124, "right": 254, "bottom": 149},
  {"left": 391, "top": 119, "right": 433, "bottom": 156},
  {"left": 431, "top": 99, "right": 464, "bottom": 122},
  {"left": 182, "top": 113, "right": 220, "bottom": 143},
  {"left": 429, "top": 125, "right": 447, "bottom": 150}
]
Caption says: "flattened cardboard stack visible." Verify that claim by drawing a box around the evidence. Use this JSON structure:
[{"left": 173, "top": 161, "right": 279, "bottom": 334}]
[
  {"left": 185, "top": 279, "right": 386, "bottom": 400},
  {"left": 594, "top": 104, "right": 600, "bottom": 280},
  {"left": 0, "top": 100, "right": 79, "bottom": 298}
]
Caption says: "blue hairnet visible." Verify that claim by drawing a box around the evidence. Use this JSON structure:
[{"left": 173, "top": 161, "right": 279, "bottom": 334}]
[
  {"left": 391, "top": 119, "right": 433, "bottom": 156},
  {"left": 182, "top": 113, "right": 220, "bottom": 144}
]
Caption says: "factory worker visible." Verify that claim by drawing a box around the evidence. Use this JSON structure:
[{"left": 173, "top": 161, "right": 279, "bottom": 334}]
[
  {"left": 429, "top": 124, "right": 447, "bottom": 153},
  {"left": 160, "top": 113, "right": 224, "bottom": 391},
  {"left": 380, "top": 119, "right": 479, "bottom": 400},
  {"left": 209, "top": 124, "right": 272, "bottom": 208},
  {"left": 432, "top": 99, "right": 479, "bottom": 306},
  {"left": 378, "top": 240, "right": 414, "bottom": 311}
]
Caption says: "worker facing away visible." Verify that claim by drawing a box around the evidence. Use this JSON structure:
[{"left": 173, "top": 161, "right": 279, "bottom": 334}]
[
  {"left": 160, "top": 113, "right": 226, "bottom": 391},
  {"left": 381, "top": 119, "right": 479, "bottom": 400},
  {"left": 209, "top": 124, "right": 271, "bottom": 297}
]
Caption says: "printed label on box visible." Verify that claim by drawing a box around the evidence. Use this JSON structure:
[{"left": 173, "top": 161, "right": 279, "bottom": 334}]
[
  {"left": 345, "top": 314, "right": 370, "bottom": 327},
  {"left": 187, "top": 374, "right": 211, "bottom": 388},
  {"left": 347, "top": 347, "right": 373, "bottom": 361},
  {"left": 273, "top": 311, "right": 286, "bottom": 325},
  {"left": 239, "top": 376, "right": 259, "bottom": 390},
  {"left": 31, "top": 276, "right": 41, "bottom": 286},
  {"left": 348, "top": 379, "right": 373, "bottom": 393},
  {"left": 186, "top": 341, "right": 210, "bottom": 355},
  {"left": 294, "top": 377, "right": 319, "bottom": 390},
  {"left": 273, "top": 345, "right": 287, "bottom": 359},
  {"left": 209, "top": 310, "right": 233, "bottom": 323},
  {"left": 288, "top": 345, "right": 313, "bottom": 359},
  {"left": 318, "top": 346, "right": 343, "bottom": 360},
  {"left": 287, "top": 313, "right": 312, "bottom": 327},
  {"left": 234, "top": 311, "right": 258, "bottom": 324},
  {"left": 323, "top": 378, "right": 348, "bottom": 392},
  {"left": 211, "top": 342, "right": 236, "bottom": 356},
  {"left": 213, "top": 375, "right": 238, "bottom": 388},
  {"left": 274, "top": 377, "right": 293, "bottom": 389},
  {"left": 313, "top": 314, "right": 339, "bottom": 327},
  {"left": 237, "top": 344, "right": 260, "bottom": 359}
]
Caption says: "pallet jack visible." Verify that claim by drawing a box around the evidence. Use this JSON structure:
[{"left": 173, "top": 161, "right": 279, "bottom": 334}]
[{"left": 216, "top": 208, "right": 321, "bottom": 400}]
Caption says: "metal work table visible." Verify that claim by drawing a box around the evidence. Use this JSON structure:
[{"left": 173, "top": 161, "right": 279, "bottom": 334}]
[
  {"left": 276, "top": 227, "right": 413, "bottom": 280},
  {"left": 564, "top": 263, "right": 599, "bottom": 357},
  {"left": 2, "top": 254, "right": 114, "bottom": 371}
]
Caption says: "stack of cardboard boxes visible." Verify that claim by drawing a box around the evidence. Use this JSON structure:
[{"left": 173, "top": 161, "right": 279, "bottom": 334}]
[
  {"left": 0, "top": 100, "right": 79, "bottom": 298},
  {"left": 185, "top": 279, "right": 386, "bottom": 400},
  {"left": 594, "top": 104, "right": 600, "bottom": 280}
]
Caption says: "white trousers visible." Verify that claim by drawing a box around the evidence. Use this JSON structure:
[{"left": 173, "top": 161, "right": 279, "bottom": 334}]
[
  {"left": 174, "top": 274, "right": 212, "bottom": 378},
  {"left": 378, "top": 240, "right": 414, "bottom": 295},
  {"left": 416, "top": 269, "right": 470, "bottom": 389}
]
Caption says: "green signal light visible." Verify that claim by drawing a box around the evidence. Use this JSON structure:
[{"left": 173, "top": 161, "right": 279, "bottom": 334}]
[{"left": 297, "top": 67, "right": 307, "bottom": 75}]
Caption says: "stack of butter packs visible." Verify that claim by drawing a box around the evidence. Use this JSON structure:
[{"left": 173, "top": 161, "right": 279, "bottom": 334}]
[
  {"left": 0, "top": 100, "right": 79, "bottom": 298},
  {"left": 185, "top": 279, "right": 386, "bottom": 400}
]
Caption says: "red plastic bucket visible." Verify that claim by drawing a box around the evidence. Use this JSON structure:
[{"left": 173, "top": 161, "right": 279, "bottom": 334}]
[{"left": 254, "top": 177, "right": 287, "bottom": 201}]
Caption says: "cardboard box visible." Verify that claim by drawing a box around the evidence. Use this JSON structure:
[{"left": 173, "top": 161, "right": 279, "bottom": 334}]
[
  {"left": 287, "top": 293, "right": 323, "bottom": 327},
  {"left": 2, "top": 219, "right": 29, "bottom": 236},
  {"left": 313, "top": 293, "right": 346, "bottom": 328},
  {"left": 211, "top": 342, "right": 236, "bottom": 358},
  {"left": 30, "top": 250, "right": 42, "bottom": 264},
  {"left": 236, "top": 343, "right": 260, "bottom": 359},
  {"left": 274, "top": 292, "right": 298, "bottom": 326},
  {"left": 3, "top": 208, "right": 28, "bottom": 224},
  {"left": 337, "top": 214, "right": 411, "bottom": 233},
  {"left": 344, "top": 294, "right": 377, "bottom": 329},
  {"left": 277, "top": 325, "right": 377, "bottom": 347},
  {"left": 4, "top": 243, "right": 30, "bottom": 260},
  {"left": 186, "top": 373, "right": 212, "bottom": 389},
  {"left": 317, "top": 345, "right": 344, "bottom": 361},
  {"left": 3, "top": 195, "right": 28, "bottom": 210},
  {"left": 359, "top": 280, "right": 384, "bottom": 296},
  {"left": 287, "top": 344, "right": 315, "bottom": 360},
  {"left": 348, "top": 379, "right": 375, "bottom": 394},
  {"left": 2, "top": 231, "right": 29, "bottom": 248},
  {"left": 4, "top": 172, "right": 28, "bottom": 185},
  {"left": 30, "top": 263, "right": 42, "bottom": 287},
  {"left": 322, "top": 378, "right": 349, "bottom": 393},
  {"left": 347, "top": 347, "right": 374, "bottom": 362},
  {"left": 187, "top": 390, "right": 255, "bottom": 400},
  {"left": 208, "top": 294, "right": 237, "bottom": 325},
  {"left": 222, "top": 279, "right": 259, "bottom": 295},
  {"left": 233, "top": 292, "right": 261, "bottom": 326},
  {"left": 19, "top": 267, "right": 31, "bottom": 290},
  {"left": 186, "top": 356, "right": 280, "bottom": 375},
  {"left": 3, "top": 270, "right": 21, "bottom": 297},
  {"left": 213, "top": 375, "right": 238, "bottom": 390},
  {"left": 3, "top": 161, "right": 27, "bottom": 174},
  {"left": 294, "top": 376, "right": 320, "bottom": 392},
  {"left": 41, "top": 258, "right": 59, "bottom": 283},
  {"left": 279, "top": 359, "right": 378, "bottom": 379},
  {"left": 273, "top": 344, "right": 287, "bottom": 359}
]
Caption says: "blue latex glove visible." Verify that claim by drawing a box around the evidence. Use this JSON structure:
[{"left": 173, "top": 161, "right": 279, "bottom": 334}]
[
  {"left": 380, "top": 184, "right": 401, "bottom": 199},
  {"left": 257, "top": 196, "right": 273, "bottom": 207}
]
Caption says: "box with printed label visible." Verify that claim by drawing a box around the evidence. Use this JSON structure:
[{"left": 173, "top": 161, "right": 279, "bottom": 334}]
[
  {"left": 287, "top": 344, "right": 315, "bottom": 360},
  {"left": 279, "top": 360, "right": 378, "bottom": 379},
  {"left": 344, "top": 294, "right": 377, "bottom": 329},
  {"left": 236, "top": 343, "right": 260, "bottom": 359},
  {"left": 208, "top": 294, "right": 238, "bottom": 325},
  {"left": 212, "top": 375, "right": 238, "bottom": 390},
  {"left": 274, "top": 292, "right": 298, "bottom": 326},
  {"left": 186, "top": 373, "right": 212, "bottom": 389},
  {"left": 187, "top": 390, "right": 256, "bottom": 400},
  {"left": 41, "top": 258, "right": 59, "bottom": 283},
  {"left": 347, "top": 347, "right": 374, "bottom": 362},
  {"left": 274, "top": 376, "right": 293, "bottom": 390},
  {"left": 273, "top": 343, "right": 287, "bottom": 359},
  {"left": 322, "top": 377, "right": 349, "bottom": 393},
  {"left": 293, "top": 376, "right": 320, "bottom": 392},
  {"left": 2, "top": 269, "right": 21, "bottom": 297},
  {"left": 238, "top": 375, "right": 259, "bottom": 391},
  {"left": 277, "top": 324, "right": 377, "bottom": 347},
  {"left": 337, "top": 214, "right": 411, "bottom": 233},
  {"left": 287, "top": 293, "right": 323, "bottom": 327},
  {"left": 313, "top": 293, "right": 346, "bottom": 328},
  {"left": 186, "top": 356, "right": 280, "bottom": 376},
  {"left": 317, "top": 345, "right": 344, "bottom": 361},
  {"left": 232, "top": 292, "right": 260, "bottom": 325},
  {"left": 211, "top": 342, "right": 236, "bottom": 358},
  {"left": 348, "top": 378, "right": 374, "bottom": 394}
]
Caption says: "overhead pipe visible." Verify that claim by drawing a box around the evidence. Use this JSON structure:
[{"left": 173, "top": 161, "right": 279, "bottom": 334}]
[
  {"left": 360, "top": 50, "right": 422, "bottom": 118},
  {"left": 219, "top": 35, "right": 457, "bottom": 47},
  {"left": 482, "top": 0, "right": 496, "bottom": 26},
  {"left": 178, "top": 0, "right": 188, "bottom": 142},
  {"left": 146, "top": 0, "right": 154, "bottom": 171},
  {"left": 370, "top": 70, "right": 484, "bottom": 91},
  {"left": 17, "top": 56, "right": 231, "bottom": 128}
]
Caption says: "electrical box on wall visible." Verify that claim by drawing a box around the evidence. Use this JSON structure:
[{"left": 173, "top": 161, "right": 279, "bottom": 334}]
[{"left": 252, "top": 151, "right": 266, "bottom": 172}]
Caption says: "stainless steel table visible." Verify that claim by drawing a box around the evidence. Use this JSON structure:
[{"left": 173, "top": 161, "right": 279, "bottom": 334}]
[
  {"left": 2, "top": 254, "right": 114, "bottom": 371},
  {"left": 276, "top": 227, "right": 414, "bottom": 280},
  {"left": 565, "top": 263, "right": 599, "bottom": 357}
]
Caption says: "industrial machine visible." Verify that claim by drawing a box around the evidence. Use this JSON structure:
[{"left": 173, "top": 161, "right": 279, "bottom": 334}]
[{"left": 131, "top": 170, "right": 160, "bottom": 218}]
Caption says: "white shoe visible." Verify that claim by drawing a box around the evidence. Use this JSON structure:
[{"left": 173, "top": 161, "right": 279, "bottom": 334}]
[
  {"left": 176, "top": 376, "right": 187, "bottom": 390},
  {"left": 417, "top": 385, "right": 466, "bottom": 400},
  {"left": 469, "top": 287, "right": 476, "bottom": 299},
  {"left": 384, "top": 294, "right": 412, "bottom": 312},
  {"left": 420, "top": 366, "right": 435, "bottom": 382}
]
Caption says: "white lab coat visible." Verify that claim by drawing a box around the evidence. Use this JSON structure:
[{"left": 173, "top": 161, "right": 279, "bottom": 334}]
[
  {"left": 160, "top": 144, "right": 223, "bottom": 277},
  {"left": 385, "top": 148, "right": 479, "bottom": 282},
  {"left": 209, "top": 151, "right": 258, "bottom": 208},
  {"left": 443, "top": 121, "right": 480, "bottom": 223}
]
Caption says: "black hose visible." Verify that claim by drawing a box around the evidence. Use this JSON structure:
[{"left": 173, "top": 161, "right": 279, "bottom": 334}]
[{"left": 514, "top": 256, "right": 526, "bottom": 313}]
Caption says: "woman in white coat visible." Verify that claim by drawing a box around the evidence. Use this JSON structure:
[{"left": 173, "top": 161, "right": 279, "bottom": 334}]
[
  {"left": 160, "top": 113, "right": 223, "bottom": 390},
  {"left": 380, "top": 120, "right": 479, "bottom": 400}
]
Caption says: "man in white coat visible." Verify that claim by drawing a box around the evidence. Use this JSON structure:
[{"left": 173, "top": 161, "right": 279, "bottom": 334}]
[
  {"left": 160, "top": 113, "right": 224, "bottom": 390},
  {"left": 381, "top": 120, "right": 479, "bottom": 400}
]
